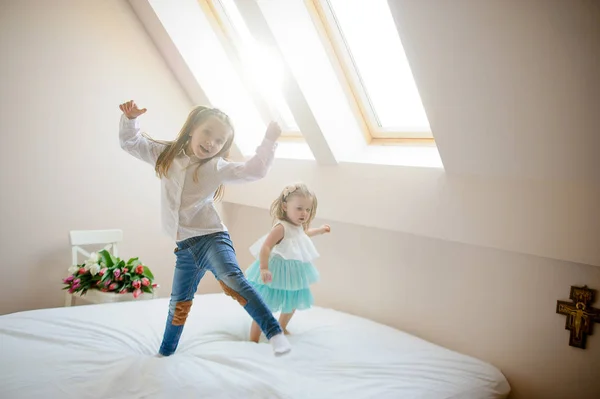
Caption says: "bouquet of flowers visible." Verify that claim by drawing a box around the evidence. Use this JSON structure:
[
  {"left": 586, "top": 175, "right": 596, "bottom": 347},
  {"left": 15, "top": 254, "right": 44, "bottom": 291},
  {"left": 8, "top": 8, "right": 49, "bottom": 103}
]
[{"left": 63, "top": 249, "right": 157, "bottom": 298}]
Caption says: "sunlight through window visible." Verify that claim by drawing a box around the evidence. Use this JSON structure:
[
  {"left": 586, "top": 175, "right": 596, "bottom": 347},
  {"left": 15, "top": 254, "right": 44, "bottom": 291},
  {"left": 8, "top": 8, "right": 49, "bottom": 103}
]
[
  {"left": 327, "top": 0, "right": 430, "bottom": 135},
  {"left": 218, "top": 0, "right": 299, "bottom": 132}
]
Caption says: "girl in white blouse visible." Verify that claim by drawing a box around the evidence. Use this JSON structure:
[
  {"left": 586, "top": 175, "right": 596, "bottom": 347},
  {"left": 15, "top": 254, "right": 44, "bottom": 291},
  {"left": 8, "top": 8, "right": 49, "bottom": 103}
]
[{"left": 118, "top": 100, "right": 291, "bottom": 357}]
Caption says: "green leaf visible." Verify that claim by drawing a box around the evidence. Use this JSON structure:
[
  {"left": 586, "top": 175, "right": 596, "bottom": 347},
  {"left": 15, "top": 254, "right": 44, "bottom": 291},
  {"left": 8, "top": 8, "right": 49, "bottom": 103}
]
[
  {"left": 142, "top": 286, "right": 152, "bottom": 294},
  {"left": 99, "top": 250, "right": 114, "bottom": 267},
  {"left": 143, "top": 266, "right": 154, "bottom": 280},
  {"left": 126, "top": 257, "right": 139, "bottom": 265}
]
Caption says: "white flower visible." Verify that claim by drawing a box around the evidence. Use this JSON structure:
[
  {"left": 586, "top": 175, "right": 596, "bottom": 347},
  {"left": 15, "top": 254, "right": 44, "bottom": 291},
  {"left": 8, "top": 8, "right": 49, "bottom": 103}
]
[
  {"left": 68, "top": 265, "right": 79, "bottom": 275},
  {"left": 88, "top": 252, "right": 99, "bottom": 264},
  {"left": 89, "top": 264, "right": 101, "bottom": 276}
]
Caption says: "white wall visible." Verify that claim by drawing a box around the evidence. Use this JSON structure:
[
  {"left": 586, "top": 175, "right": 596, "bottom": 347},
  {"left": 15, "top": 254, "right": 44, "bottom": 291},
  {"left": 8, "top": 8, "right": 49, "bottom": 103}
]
[
  {"left": 224, "top": 203, "right": 600, "bottom": 399},
  {"left": 223, "top": 161, "right": 600, "bottom": 268},
  {"left": 0, "top": 0, "right": 211, "bottom": 314},
  {"left": 391, "top": 0, "right": 600, "bottom": 183}
]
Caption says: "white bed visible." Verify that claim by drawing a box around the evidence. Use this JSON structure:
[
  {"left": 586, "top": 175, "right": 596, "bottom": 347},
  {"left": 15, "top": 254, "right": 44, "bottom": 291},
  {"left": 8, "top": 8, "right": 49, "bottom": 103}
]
[{"left": 0, "top": 293, "right": 510, "bottom": 398}]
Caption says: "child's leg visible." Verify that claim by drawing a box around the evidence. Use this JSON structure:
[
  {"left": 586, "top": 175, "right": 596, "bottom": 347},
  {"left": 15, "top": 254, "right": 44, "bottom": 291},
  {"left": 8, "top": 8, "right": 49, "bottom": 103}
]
[
  {"left": 250, "top": 320, "right": 261, "bottom": 343},
  {"left": 158, "top": 246, "right": 206, "bottom": 356},
  {"left": 279, "top": 310, "right": 296, "bottom": 335},
  {"left": 207, "top": 233, "right": 291, "bottom": 355}
]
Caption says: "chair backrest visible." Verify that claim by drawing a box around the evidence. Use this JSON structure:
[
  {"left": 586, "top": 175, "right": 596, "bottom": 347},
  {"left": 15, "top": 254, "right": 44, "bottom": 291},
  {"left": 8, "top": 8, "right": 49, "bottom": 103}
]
[{"left": 69, "top": 229, "right": 123, "bottom": 266}]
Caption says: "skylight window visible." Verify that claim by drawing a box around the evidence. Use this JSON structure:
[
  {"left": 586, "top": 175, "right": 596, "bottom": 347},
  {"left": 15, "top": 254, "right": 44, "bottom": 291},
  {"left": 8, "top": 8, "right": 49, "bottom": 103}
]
[{"left": 318, "top": 0, "right": 431, "bottom": 139}]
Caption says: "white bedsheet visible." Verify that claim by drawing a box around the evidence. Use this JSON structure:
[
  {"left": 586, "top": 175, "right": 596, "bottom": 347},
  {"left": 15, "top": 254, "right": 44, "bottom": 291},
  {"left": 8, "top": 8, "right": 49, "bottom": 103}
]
[{"left": 0, "top": 294, "right": 510, "bottom": 399}]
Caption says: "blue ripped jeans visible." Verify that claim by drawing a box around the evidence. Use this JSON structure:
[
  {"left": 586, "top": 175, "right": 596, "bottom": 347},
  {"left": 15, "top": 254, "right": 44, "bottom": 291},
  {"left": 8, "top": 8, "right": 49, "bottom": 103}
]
[{"left": 158, "top": 232, "right": 283, "bottom": 356}]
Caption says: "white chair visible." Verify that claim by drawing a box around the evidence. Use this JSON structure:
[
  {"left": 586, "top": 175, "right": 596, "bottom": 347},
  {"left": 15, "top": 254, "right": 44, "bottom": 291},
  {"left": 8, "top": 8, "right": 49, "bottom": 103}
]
[{"left": 65, "top": 229, "right": 156, "bottom": 306}]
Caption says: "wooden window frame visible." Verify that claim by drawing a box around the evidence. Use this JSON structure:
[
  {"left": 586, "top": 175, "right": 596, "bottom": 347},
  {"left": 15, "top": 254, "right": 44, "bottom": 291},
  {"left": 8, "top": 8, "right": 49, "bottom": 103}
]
[{"left": 306, "top": 0, "right": 434, "bottom": 145}]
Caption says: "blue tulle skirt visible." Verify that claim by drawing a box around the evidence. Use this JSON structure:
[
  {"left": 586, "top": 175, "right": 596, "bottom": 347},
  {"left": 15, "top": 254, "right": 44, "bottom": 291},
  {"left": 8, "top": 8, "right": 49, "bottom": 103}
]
[{"left": 245, "top": 256, "right": 320, "bottom": 313}]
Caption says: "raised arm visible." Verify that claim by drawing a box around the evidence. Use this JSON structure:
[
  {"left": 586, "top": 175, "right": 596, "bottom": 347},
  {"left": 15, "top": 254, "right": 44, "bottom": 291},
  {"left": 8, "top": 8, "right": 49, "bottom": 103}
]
[
  {"left": 306, "top": 224, "right": 331, "bottom": 237},
  {"left": 258, "top": 223, "right": 285, "bottom": 283},
  {"left": 217, "top": 122, "right": 281, "bottom": 184},
  {"left": 118, "top": 100, "right": 163, "bottom": 166}
]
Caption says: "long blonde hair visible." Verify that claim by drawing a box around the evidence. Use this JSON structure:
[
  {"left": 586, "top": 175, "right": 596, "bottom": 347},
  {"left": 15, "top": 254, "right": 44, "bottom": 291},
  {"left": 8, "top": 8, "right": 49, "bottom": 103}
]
[
  {"left": 270, "top": 183, "right": 318, "bottom": 231},
  {"left": 144, "top": 105, "right": 235, "bottom": 202}
]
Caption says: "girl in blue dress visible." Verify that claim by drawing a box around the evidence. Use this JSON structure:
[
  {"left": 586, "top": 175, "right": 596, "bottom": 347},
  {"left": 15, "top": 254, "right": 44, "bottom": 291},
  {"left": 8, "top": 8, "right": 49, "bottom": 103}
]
[{"left": 246, "top": 183, "right": 331, "bottom": 342}]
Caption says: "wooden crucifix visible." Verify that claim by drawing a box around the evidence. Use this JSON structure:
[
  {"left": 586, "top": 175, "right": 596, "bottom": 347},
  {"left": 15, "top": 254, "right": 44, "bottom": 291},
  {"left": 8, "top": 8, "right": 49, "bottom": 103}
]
[{"left": 556, "top": 285, "right": 600, "bottom": 349}]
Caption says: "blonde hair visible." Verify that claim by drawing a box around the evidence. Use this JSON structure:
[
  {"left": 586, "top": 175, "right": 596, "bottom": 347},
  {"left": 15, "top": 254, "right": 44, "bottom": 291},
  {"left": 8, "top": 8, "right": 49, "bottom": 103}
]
[
  {"left": 270, "top": 183, "right": 317, "bottom": 230},
  {"left": 145, "top": 105, "right": 234, "bottom": 202}
]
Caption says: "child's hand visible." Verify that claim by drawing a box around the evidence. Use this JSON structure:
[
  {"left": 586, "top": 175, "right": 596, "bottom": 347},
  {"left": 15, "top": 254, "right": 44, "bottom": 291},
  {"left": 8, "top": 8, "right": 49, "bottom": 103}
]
[
  {"left": 260, "top": 269, "right": 273, "bottom": 284},
  {"left": 321, "top": 224, "right": 331, "bottom": 234},
  {"left": 119, "top": 100, "right": 147, "bottom": 120},
  {"left": 264, "top": 121, "right": 282, "bottom": 141}
]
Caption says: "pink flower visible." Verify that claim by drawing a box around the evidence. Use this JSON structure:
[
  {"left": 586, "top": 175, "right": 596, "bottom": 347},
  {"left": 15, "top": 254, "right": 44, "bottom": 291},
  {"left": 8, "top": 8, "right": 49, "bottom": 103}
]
[
  {"left": 108, "top": 283, "right": 118, "bottom": 291},
  {"left": 132, "top": 280, "right": 141, "bottom": 289},
  {"left": 141, "top": 278, "right": 150, "bottom": 287},
  {"left": 117, "top": 276, "right": 123, "bottom": 281},
  {"left": 104, "top": 279, "right": 112, "bottom": 287},
  {"left": 113, "top": 269, "right": 121, "bottom": 278},
  {"left": 78, "top": 268, "right": 86, "bottom": 275},
  {"left": 101, "top": 288, "right": 108, "bottom": 292},
  {"left": 72, "top": 283, "right": 81, "bottom": 290},
  {"left": 123, "top": 268, "right": 129, "bottom": 273},
  {"left": 119, "top": 289, "right": 127, "bottom": 294},
  {"left": 99, "top": 268, "right": 107, "bottom": 276},
  {"left": 152, "top": 283, "right": 158, "bottom": 288},
  {"left": 135, "top": 265, "right": 144, "bottom": 275},
  {"left": 73, "top": 278, "right": 81, "bottom": 285},
  {"left": 63, "top": 276, "right": 74, "bottom": 284},
  {"left": 68, "top": 287, "right": 76, "bottom": 294},
  {"left": 133, "top": 288, "right": 142, "bottom": 298}
]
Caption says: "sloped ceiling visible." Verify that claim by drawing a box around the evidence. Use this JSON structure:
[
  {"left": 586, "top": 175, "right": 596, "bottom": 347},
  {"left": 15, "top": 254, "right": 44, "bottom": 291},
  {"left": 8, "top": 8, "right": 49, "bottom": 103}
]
[
  {"left": 389, "top": 0, "right": 600, "bottom": 182},
  {"left": 128, "top": 0, "right": 600, "bottom": 266}
]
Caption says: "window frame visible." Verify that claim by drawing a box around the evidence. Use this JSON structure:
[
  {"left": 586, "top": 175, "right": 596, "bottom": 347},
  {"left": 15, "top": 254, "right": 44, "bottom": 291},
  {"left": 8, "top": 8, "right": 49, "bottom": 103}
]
[
  {"left": 306, "top": 0, "right": 434, "bottom": 144},
  {"left": 200, "top": 0, "right": 304, "bottom": 141}
]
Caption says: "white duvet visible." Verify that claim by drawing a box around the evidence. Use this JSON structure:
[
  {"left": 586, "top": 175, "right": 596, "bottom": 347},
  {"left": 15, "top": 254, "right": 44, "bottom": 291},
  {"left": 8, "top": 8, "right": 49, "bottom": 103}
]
[{"left": 0, "top": 294, "right": 510, "bottom": 398}]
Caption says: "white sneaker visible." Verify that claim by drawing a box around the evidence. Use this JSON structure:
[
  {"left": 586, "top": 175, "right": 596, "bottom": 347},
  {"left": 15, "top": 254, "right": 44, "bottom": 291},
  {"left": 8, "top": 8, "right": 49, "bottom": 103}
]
[{"left": 269, "top": 333, "right": 292, "bottom": 356}]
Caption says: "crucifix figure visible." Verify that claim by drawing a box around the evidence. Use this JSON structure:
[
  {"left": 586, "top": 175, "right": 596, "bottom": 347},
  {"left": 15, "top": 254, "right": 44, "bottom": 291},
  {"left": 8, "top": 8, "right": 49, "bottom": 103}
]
[{"left": 556, "top": 285, "right": 600, "bottom": 349}]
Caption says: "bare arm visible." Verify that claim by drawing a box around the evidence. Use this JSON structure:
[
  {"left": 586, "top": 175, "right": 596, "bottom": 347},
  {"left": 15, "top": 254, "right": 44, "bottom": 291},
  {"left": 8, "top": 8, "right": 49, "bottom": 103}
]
[
  {"left": 306, "top": 224, "right": 331, "bottom": 237},
  {"left": 259, "top": 224, "right": 285, "bottom": 269},
  {"left": 258, "top": 224, "right": 284, "bottom": 283}
]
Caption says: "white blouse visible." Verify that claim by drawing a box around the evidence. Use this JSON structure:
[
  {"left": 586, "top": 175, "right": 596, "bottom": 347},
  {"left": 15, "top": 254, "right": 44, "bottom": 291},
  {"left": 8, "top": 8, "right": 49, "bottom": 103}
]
[{"left": 119, "top": 114, "right": 277, "bottom": 241}]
